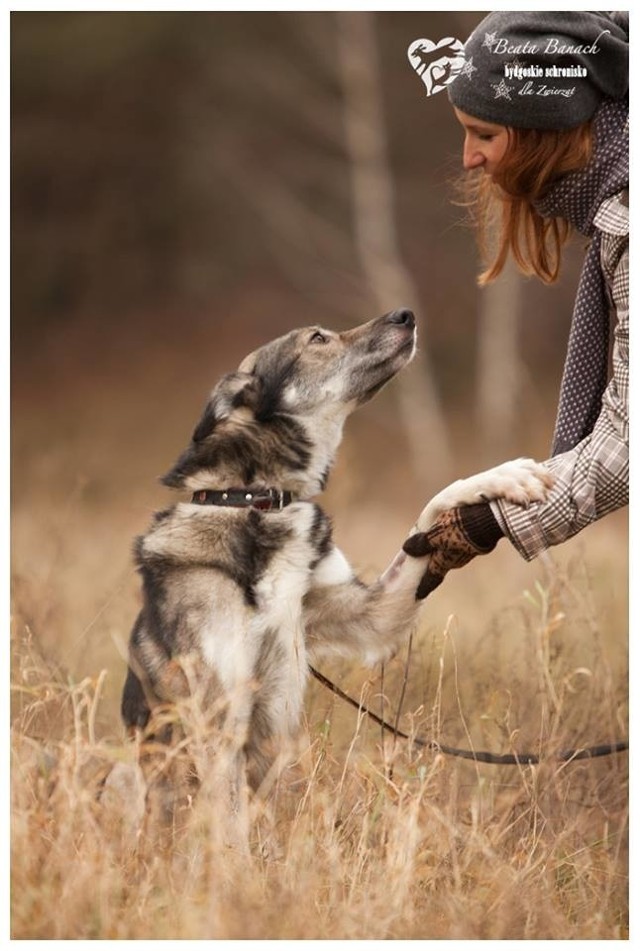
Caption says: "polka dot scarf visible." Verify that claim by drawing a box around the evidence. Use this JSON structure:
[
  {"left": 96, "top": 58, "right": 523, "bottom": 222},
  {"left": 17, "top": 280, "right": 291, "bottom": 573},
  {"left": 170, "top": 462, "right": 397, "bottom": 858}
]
[{"left": 534, "top": 96, "right": 629, "bottom": 456}]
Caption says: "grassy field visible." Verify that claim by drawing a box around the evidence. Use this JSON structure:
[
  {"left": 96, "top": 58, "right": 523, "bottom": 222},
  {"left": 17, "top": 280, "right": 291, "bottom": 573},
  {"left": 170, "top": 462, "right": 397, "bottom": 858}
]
[{"left": 11, "top": 325, "right": 628, "bottom": 939}]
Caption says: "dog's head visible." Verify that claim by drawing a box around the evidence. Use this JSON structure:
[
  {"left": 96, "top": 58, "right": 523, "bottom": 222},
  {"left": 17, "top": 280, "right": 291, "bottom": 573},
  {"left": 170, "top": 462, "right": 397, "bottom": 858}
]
[{"left": 163, "top": 309, "right": 416, "bottom": 497}]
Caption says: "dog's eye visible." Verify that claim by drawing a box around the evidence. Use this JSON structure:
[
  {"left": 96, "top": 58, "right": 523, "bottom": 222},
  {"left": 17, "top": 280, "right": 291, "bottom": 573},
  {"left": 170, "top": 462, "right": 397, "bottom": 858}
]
[{"left": 309, "top": 331, "right": 328, "bottom": 344}]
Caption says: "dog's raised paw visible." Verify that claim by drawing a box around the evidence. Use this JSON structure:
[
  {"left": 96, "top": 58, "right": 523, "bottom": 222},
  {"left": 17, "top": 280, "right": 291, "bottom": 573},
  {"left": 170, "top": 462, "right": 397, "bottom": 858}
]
[
  {"left": 414, "top": 458, "right": 555, "bottom": 533},
  {"left": 476, "top": 457, "right": 554, "bottom": 508}
]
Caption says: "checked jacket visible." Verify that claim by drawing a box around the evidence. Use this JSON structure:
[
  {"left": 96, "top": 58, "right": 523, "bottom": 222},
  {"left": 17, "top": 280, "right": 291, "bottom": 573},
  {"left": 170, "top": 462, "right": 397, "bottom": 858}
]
[{"left": 491, "top": 189, "right": 629, "bottom": 560}]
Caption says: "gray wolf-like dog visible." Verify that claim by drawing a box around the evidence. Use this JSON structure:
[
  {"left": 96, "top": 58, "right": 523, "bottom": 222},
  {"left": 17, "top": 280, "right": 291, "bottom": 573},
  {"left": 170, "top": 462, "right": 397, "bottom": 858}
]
[{"left": 120, "top": 309, "right": 550, "bottom": 847}]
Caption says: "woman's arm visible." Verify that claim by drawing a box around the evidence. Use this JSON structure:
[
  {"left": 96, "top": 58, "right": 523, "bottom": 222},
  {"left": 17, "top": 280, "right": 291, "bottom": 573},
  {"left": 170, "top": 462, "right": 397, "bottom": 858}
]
[
  {"left": 492, "top": 233, "right": 628, "bottom": 560},
  {"left": 403, "top": 208, "right": 628, "bottom": 597}
]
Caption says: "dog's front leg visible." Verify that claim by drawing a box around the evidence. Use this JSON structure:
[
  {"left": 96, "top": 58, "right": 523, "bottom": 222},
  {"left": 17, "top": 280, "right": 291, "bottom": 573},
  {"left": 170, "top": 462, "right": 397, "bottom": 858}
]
[
  {"left": 303, "top": 546, "right": 423, "bottom": 667},
  {"left": 305, "top": 460, "right": 553, "bottom": 665},
  {"left": 380, "top": 457, "right": 554, "bottom": 596}
]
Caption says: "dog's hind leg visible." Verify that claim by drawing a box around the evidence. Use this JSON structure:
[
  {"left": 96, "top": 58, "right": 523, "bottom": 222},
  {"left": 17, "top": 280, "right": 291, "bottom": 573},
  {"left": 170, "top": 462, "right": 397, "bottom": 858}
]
[{"left": 121, "top": 666, "right": 151, "bottom": 731}]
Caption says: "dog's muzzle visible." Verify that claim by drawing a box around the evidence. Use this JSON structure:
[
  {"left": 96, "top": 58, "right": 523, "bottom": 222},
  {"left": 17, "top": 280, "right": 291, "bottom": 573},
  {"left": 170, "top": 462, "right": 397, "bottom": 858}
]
[{"left": 191, "top": 487, "right": 294, "bottom": 511}]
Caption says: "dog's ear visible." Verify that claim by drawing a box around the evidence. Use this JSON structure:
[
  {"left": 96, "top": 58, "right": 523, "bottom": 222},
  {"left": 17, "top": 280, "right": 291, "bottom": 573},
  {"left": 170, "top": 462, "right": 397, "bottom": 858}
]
[
  {"left": 238, "top": 350, "right": 258, "bottom": 374},
  {"left": 161, "top": 372, "right": 262, "bottom": 488},
  {"left": 191, "top": 372, "right": 259, "bottom": 443},
  {"left": 191, "top": 402, "right": 218, "bottom": 443}
]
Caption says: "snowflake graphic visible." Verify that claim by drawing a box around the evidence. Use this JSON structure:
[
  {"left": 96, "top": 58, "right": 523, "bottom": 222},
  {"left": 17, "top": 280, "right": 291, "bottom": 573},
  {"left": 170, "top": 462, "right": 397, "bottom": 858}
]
[
  {"left": 491, "top": 79, "right": 513, "bottom": 100},
  {"left": 459, "top": 57, "right": 477, "bottom": 80},
  {"left": 482, "top": 31, "right": 497, "bottom": 50}
]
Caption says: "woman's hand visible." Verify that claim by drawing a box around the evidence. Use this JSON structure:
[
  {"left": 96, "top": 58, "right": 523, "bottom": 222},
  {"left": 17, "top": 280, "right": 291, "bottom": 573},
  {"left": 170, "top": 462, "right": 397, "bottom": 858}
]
[{"left": 402, "top": 503, "right": 503, "bottom": 599}]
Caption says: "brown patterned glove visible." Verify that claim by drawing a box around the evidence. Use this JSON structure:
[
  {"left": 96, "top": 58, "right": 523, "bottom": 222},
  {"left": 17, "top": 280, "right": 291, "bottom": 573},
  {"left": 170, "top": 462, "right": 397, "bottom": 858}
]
[{"left": 402, "top": 502, "right": 504, "bottom": 600}]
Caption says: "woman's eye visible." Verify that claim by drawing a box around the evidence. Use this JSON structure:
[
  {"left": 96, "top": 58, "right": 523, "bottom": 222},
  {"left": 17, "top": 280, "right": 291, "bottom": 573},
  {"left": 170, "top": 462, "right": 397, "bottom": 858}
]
[{"left": 309, "top": 331, "right": 328, "bottom": 344}]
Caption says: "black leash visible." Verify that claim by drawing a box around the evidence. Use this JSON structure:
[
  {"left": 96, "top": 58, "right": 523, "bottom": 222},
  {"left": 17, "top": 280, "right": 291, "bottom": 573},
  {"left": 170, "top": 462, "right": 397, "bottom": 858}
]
[{"left": 309, "top": 665, "right": 629, "bottom": 765}]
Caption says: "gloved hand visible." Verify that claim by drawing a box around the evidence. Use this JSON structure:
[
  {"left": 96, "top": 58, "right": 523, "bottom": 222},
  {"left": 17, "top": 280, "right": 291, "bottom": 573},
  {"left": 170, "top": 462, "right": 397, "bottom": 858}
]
[{"left": 402, "top": 502, "right": 504, "bottom": 600}]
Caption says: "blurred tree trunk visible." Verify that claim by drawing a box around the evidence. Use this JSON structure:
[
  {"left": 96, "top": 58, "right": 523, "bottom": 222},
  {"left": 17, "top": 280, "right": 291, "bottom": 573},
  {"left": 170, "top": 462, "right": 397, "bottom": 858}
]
[
  {"left": 477, "top": 258, "right": 522, "bottom": 462},
  {"left": 336, "top": 11, "right": 454, "bottom": 487}
]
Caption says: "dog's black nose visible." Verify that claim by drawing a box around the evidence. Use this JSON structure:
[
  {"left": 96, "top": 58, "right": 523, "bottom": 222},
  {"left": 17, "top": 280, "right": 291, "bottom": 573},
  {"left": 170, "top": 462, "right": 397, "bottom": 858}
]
[{"left": 386, "top": 308, "right": 415, "bottom": 328}]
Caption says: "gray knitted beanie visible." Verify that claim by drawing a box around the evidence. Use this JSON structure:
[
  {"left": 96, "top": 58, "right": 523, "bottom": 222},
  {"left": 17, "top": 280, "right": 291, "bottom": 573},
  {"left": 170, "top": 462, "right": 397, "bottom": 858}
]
[{"left": 448, "top": 12, "right": 628, "bottom": 129}]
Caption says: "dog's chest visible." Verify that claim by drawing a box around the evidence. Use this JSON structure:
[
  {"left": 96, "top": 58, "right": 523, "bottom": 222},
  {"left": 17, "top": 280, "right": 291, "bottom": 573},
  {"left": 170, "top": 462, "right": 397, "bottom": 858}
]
[
  {"left": 253, "top": 540, "right": 312, "bottom": 632},
  {"left": 194, "top": 503, "right": 331, "bottom": 692},
  {"left": 251, "top": 503, "right": 329, "bottom": 637}
]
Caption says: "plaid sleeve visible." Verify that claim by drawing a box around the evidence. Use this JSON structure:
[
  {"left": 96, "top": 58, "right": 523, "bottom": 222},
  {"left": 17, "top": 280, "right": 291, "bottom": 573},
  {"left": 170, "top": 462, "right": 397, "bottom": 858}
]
[{"left": 490, "top": 209, "right": 629, "bottom": 562}]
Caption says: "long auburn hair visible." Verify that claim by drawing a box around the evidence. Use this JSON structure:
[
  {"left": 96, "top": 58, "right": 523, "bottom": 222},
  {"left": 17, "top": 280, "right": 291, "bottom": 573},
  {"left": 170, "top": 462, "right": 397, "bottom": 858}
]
[{"left": 462, "top": 122, "right": 594, "bottom": 285}]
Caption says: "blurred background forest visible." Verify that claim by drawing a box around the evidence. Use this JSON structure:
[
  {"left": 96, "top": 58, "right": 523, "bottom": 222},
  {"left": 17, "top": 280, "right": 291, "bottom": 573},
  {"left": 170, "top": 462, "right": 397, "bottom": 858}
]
[
  {"left": 11, "top": 11, "right": 626, "bottom": 709},
  {"left": 12, "top": 10, "right": 589, "bottom": 440}
]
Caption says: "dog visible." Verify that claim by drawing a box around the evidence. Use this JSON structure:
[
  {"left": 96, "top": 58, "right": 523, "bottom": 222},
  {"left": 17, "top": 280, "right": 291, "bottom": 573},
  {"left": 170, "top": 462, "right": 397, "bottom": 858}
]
[
  {"left": 411, "top": 40, "right": 460, "bottom": 77},
  {"left": 120, "top": 309, "right": 551, "bottom": 846}
]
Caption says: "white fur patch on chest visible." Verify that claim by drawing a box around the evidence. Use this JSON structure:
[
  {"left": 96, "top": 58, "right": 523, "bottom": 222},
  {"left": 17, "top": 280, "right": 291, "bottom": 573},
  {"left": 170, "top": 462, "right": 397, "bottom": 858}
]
[
  {"left": 311, "top": 545, "right": 353, "bottom": 587},
  {"left": 252, "top": 529, "right": 315, "bottom": 655},
  {"left": 198, "top": 505, "right": 319, "bottom": 702},
  {"left": 199, "top": 597, "right": 253, "bottom": 686}
]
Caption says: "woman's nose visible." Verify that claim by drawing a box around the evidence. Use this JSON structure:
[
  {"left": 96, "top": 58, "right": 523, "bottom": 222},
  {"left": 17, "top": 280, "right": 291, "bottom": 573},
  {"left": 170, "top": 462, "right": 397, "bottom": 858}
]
[{"left": 463, "top": 138, "right": 485, "bottom": 171}]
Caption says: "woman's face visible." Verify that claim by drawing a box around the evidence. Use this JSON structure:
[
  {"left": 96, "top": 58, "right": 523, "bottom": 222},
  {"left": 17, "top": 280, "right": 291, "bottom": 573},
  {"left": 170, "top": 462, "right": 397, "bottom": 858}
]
[{"left": 453, "top": 107, "right": 510, "bottom": 178}]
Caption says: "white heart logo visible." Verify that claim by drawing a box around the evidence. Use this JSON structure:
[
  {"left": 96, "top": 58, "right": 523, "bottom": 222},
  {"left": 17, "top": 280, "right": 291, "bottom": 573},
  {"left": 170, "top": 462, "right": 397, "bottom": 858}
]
[{"left": 408, "top": 37, "right": 465, "bottom": 97}]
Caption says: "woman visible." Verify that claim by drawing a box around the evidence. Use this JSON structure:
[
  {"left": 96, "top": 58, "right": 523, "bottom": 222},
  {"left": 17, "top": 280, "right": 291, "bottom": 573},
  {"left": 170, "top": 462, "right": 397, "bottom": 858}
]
[{"left": 405, "top": 12, "right": 629, "bottom": 599}]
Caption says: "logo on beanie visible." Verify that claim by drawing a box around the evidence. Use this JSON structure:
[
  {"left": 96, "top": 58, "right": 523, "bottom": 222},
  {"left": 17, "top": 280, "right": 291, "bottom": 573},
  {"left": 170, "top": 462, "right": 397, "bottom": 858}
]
[
  {"left": 478, "top": 28, "right": 614, "bottom": 101},
  {"left": 407, "top": 37, "right": 465, "bottom": 97}
]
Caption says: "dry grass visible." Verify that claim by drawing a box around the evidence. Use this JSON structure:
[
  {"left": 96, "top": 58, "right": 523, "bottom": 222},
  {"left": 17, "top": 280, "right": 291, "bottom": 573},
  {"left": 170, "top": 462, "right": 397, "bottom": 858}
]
[
  {"left": 10, "top": 517, "right": 628, "bottom": 939},
  {"left": 11, "top": 326, "right": 628, "bottom": 939}
]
